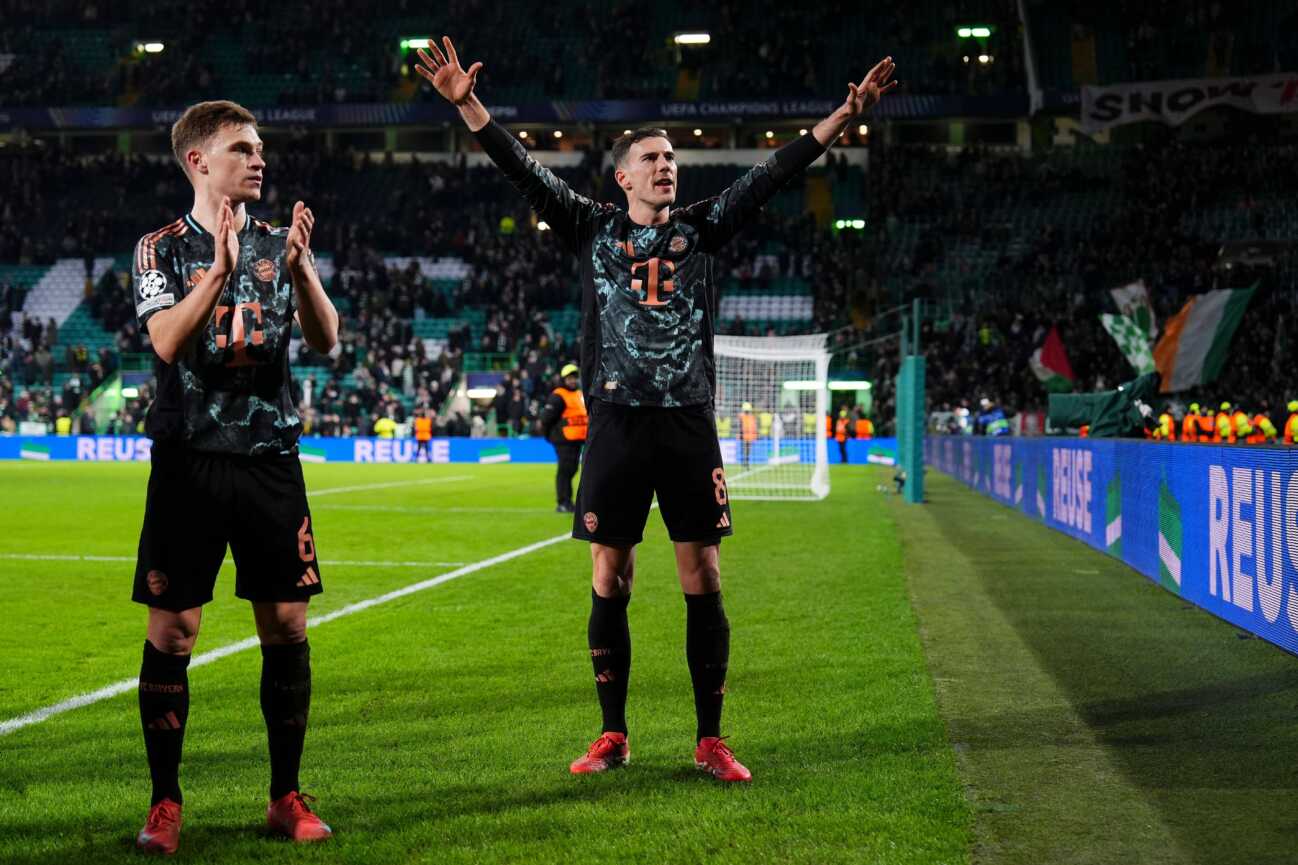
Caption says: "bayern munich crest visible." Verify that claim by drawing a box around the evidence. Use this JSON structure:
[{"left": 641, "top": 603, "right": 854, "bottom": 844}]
[
  {"left": 146, "top": 569, "right": 169, "bottom": 596},
  {"left": 669, "top": 234, "right": 688, "bottom": 253},
  {"left": 253, "top": 258, "right": 276, "bottom": 282}
]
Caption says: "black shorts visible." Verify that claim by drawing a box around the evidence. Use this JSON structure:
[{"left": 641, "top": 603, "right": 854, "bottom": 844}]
[
  {"left": 132, "top": 445, "right": 323, "bottom": 611},
  {"left": 573, "top": 400, "right": 734, "bottom": 546}
]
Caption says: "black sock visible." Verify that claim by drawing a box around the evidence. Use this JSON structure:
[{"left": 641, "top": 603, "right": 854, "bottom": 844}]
[
  {"left": 139, "top": 640, "right": 190, "bottom": 806},
  {"left": 588, "top": 590, "right": 631, "bottom": 735},
  {"left": 260, "top": 640, "right": 312, "bottom": 801},
  {"left": 685, "top": 592, "right": 730, "bottom": 742}
]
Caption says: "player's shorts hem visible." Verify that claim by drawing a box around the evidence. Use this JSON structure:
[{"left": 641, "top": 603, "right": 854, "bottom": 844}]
[
  {"left": 666, "top": 528, "right": 733, "bottom": 544},
  {"left": 571, "top": 530, "right": 643, "bottom": 547},
  {"left": 132, "top": 591, "right": 214, "bottom": 612},
  {"left": 234, "top": 583, "right": 324, "bottom": 603}
]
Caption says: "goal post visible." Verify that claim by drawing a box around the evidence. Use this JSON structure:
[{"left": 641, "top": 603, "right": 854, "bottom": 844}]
[{"left": 713, "top": 333, "right": 831, "bottom": 501}]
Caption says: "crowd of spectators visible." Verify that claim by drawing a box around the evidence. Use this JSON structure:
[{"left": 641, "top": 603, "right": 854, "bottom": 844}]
[
  {"left": 6, "top": 120, "right": 1298, "bottom": 440},
  {"left": 861, "top": 138, "right": 1298, "bottom": 434}
]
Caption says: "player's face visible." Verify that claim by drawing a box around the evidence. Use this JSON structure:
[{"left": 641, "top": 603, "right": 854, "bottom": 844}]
[
  {"left": 196, "top": 123, "right": 266, "bottom": 204},
  {"left": 617, "top": 138, "right": 677, "bottom": 209}
]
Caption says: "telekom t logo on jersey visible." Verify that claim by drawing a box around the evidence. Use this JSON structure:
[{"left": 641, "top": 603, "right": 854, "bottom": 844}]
[
  {"left": 214, "top": 302, "right": 265, "bottom": 366},
  {"left": 622, "top": 238, "right": 676, "bottom": 307},
  {"left": 630, "top": 258, "right": 676, "bottom": 307}
]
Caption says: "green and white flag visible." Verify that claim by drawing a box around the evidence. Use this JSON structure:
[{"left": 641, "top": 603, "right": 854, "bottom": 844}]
[
  {"left": 1100, "top": 313, "right": 1156, "bottom": 375},
  {"left": 1110, "top": 280, "right": 1157, "bottom": 339}
]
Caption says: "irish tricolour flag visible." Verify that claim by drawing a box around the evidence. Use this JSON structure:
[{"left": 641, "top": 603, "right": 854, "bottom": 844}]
[{"left": 1153, "top": 287, "right": 1255, "bottom": 392}]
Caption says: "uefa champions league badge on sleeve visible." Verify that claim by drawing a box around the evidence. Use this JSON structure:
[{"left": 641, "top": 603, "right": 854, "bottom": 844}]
[
  {"left": 139, "top": 270, "right": 167, "bottom": 297},
  {"left": 136, "top": 270, "right": 176, "bottom": 316}
]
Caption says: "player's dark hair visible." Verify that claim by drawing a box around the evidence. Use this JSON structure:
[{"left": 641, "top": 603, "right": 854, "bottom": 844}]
[
  {"left": 611, "top": 128, "right": 673, "bottom": 168},
  {"left": 171, "top": 100, "right": 258, "bottom": 176}
]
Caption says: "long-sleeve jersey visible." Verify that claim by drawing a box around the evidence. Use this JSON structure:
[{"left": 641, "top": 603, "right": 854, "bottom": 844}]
[
  {"left": 474, "top": 120, "right": 826, "bottom": 408},
  {"left": 132, "top": 213, "right": 302, "bottom": 456}
]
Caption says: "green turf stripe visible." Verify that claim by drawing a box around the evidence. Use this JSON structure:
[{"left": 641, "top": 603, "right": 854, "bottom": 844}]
[{"left": 899, "top": 471, "right": 1298, "bottom": 864}]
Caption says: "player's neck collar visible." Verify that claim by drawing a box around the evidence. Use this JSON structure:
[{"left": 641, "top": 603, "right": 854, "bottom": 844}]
[{"left": 184, "top": 210, "right": 254, "bottom": 237}]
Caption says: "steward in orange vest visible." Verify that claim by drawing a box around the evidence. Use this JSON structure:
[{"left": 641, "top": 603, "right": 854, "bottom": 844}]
[
  {"left": 1181, "top": 403, "right": 1202, "bottom": 442},
  {"left": 1286, "top": 401, "right": 1298, "bottom": 445},
  {"left": 835, "top": 409, "right": 850, "bottom": 463},
  {"left": 1155, "top": 411, "right": 1176, "bottom": 441},
  {"left": 855, "top": 417, "right": 874, "bottom": 440},
  {"left": 1277, "top": 400, "right": 1298, "bottom": 444},
  {"left": 1215, "top": 403, "right": 1233, "bottom": 443},
  {"left": 1231, "top": 407, "right": 1253, "bottom": 444},
  {"left": 414, "top": 410, "right": 434, "bottom": 462},
  {"left": 541, "top": 363, "right": 587, "bottom": 512},
  {"left": 1247, "top": 412, "right": 1277, "bottom": 444},
  {"left": 739, "top": 402, "right": 758, "bottom": 466}
]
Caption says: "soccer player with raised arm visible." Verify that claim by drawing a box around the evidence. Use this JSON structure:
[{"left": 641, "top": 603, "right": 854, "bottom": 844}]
[
  {"left": 130, "top": 100, "right": 339, "bottom": 853},
  {"left": 417, "top": 38, "right": 896, "bottom": 783}
]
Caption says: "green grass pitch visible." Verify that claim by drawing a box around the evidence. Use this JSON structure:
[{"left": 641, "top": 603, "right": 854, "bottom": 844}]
[
  {"left": 5, "top": 460, "right": 1297, "bottom": 865},
  {"left": 0, "top": 463, "right": 968, "bottom": 865}
]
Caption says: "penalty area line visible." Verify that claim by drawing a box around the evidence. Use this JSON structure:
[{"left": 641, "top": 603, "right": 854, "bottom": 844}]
[{"left": 0, "top": 530, "right": 572, "bottom": 737}]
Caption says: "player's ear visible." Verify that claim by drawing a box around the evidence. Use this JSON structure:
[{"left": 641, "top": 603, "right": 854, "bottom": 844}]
[{"left": 614, "top": 166, "right": 631, "bottom": 192}]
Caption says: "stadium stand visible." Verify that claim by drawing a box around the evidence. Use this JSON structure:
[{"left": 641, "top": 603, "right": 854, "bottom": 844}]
[{"left": 2, "top": 1, "right": 1296, "bottom": 442}]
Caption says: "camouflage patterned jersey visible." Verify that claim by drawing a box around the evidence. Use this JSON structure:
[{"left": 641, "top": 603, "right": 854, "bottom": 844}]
[
  {"left": 475, "top": 120, "right": 826, "bottom": 407},
  {"left": 132, "top": 212, "right": 302, "bottom": 456}
]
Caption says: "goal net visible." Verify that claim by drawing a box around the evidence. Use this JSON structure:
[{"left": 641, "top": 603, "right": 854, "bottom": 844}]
[{"left": 713, "top": 333, "right": 830, "bottom": 501}]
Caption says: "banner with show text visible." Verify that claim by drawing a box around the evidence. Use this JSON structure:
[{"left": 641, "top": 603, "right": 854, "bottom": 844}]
[{"left": 1081, "top": 73, "right": 1298, "bottom": 133}]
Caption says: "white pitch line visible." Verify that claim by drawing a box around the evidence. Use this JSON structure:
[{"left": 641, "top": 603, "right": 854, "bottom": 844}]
[
  {"left": 0, "top": 553, "right": 465, "bottom": 568},
  {"left": 0, "top": 530, "right": 572, "bottom": 737},
  {"left": 308, "top": 475, "right": 473, "bottom": 497}
]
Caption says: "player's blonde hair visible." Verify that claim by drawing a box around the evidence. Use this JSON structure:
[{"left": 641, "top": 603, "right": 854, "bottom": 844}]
[{"left": 170, "top": 100, "right": 258, "bottom": 176}]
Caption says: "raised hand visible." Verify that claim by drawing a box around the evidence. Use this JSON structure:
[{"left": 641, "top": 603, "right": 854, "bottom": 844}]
[
  {"left": 414, "top": 36, "right": 483, "bottom": 106},
  {"left": 845, "top": 57, "right": 899, "bottom": 115},
  {"left": 285, "top": 200, "right": 314, "bottom": 274},
  {"left": 214, "top": 196, "right": 239, "bottom": 276}
]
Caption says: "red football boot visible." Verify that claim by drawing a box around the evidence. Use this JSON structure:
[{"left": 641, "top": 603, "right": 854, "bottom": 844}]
[
  {"left": 694, "top": 736, "right": 752, "bottom": 782},
  {"left": 136, "top": 798, "right": 182, "bottom": 855},
  {"left": 266, "top": 791, "right": 333, "bottom": 842},
  {"left": 569, "top": 732, "right": 630, "bottom": 774}
]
